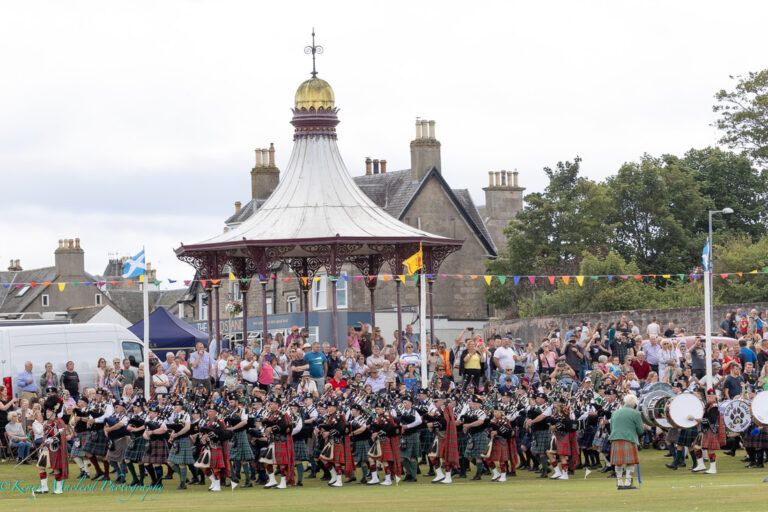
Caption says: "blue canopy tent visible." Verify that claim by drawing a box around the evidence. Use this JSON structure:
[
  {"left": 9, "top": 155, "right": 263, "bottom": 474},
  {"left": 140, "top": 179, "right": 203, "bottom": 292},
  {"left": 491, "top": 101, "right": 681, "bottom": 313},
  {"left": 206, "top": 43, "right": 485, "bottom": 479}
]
[{"left": 129, "top": 307, "right": 208, "bottom": 361}]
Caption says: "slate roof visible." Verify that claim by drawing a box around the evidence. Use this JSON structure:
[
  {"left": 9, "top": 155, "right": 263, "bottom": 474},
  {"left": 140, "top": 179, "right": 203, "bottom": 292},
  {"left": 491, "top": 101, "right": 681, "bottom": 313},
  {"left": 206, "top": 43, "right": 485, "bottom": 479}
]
[
  {"left": 224, "top": 198, "right": 268, "bottom": 227},
  {"left": 105, "top": 288, "right": 189, "bottom": 324},
  {"left": 67, "top": 305, "right": 108, "bottom": 324},
  {"left": 0, "top": 267, "right": 59, "bottom": 314}
]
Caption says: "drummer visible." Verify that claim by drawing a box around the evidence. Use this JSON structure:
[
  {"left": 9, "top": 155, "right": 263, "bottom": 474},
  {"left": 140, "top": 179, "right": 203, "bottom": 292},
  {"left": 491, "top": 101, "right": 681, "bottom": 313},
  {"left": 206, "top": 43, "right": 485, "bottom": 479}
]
[{"left": 691, "top": 390, "right": 723, "bottom": 475}]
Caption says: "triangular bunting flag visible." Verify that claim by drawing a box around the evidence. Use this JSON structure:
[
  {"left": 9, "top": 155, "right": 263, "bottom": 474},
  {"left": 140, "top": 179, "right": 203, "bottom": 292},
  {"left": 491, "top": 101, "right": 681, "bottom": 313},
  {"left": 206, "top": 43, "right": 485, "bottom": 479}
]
[
  {"left": 15, "top": 283, "right": 23, "bottom": 289},
  {"left": 169, "top": 279, "right": 177, "bottom": 284},
  {"left": 483, "top": 275, "right": 492, "bottom": 285},
  {"left": 513, "top": 275, "right": 521, "bottom": 286},
  {"left": 398, "top": 275, "right": 406, "bottom": 283},
  {"left": 750, "top": 269, "right": 759, "bottom": 274},
  {"left": 30, "top": 282, "right": 37, "bottom": 288},
  {"left": 57, "top": 282, "right": 66, "bottom": 292},
  {"left": 607, "top": 275, "right": 614, "bottom": 282},
  {"left": 677, "top": 274, "right": 686, "bottom": 281},
  {"left": 562, "top": 276, "right": 571, "bottom": 285},
  {"left": 382, "top": 275, "right": 391, "bottom": 282},
  {"left": 354, "top": 275, "right": 364, "bottom": 282},
  {"left": 633, "top": 275, "right": 642, "bottom": 281},
  {"left": 153, "top": 279, "right": 161, "bottom": 286},
  {"left": 72, "top": 281, "right": 80, "bottom": 288},
  {"left": 241, "top": 278, "right": 250, "bottom": 284},
  {"left": 439, "top": 273, "right": 448, "bottom": 279},
  {"left": 1, "top": 283, "right": 9, "bottom": 289},
  {"left": 367, "top": 275, "right": 376, "bottom": 282},
  {"left": 527, "top": 275, "right": 535, "bottom": 285},
  {"left": 470, "top": 275, "right": 479, "bottom": 280},
  {"left": 228, "top": 272, "right": 236, "bottom": 281},
  {"left": 343, "top": 275, "right": 350, "bottom": 282},
  {"left": 456, "top": 274, "right": 464, "bottom": 279},
  {"left": 720, "top": 273, "right": 729, "bottom": 279},
  {"left": 590, "top": 275, "right": 599, "bottom": 281},
  {"left": 547, "top": 276, "right": 556, "bottom": 285},
  {"left": 662, "top": 274, "right": 671, "bottom": 279},
  {"left": 211, "top": 279, "right": 221, "bottom": 285},
  {"left": 412, "top": 274, "right": 420, "bottom": 284},
  {"left": 138, "top": 275, "right": 145, "bottom": 283},
  {"left": 183, "top": 280, "right": 191, "bottom": 286},
  {"left": 43, "top": 281, "right": 51, "bottom": 287},
  {"left": 313, "top": 276, "right": 321, "bottom": 283},
  {"left": 736, "top": 272, "right": 743, "bottom": 278},
  {"left": 110, "top": 280, "right": 119, "bottom": 285},
  {"left": 200, "top": 279, "right": 207, "bottom": 288},
  {"left": 576, "top": 276, "right": 584, "bottom": 286},
  {"left": 284, "top": 277, "right": 293, "bottom": 283},
  {"left": 498, "top": 275, "right": 507, "bottom": 285},
  {"left": 301, "top": 277, "right": 309, "bottom": 286}
]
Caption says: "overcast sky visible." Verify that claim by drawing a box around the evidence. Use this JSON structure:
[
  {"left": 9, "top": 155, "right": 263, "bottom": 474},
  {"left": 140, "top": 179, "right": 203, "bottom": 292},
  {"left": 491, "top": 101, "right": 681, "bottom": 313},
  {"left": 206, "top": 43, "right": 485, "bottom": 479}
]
[{"left": 1, "top": 0, "right": 765, "bottom": 284}]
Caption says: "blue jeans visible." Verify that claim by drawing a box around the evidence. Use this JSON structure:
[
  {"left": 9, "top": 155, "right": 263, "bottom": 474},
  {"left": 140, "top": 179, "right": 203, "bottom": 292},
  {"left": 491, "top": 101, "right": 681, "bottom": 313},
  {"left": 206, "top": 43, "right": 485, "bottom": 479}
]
[{"left": 12, "top": 441, "right": 31, "bottom": 460}]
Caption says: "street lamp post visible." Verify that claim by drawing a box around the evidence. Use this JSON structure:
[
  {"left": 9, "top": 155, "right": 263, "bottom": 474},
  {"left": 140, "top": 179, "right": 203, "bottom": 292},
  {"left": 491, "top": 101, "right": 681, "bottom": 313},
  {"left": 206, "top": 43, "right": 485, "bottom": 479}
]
[{"left": 704, "top": 207, "right": 733, "bottom": 391}]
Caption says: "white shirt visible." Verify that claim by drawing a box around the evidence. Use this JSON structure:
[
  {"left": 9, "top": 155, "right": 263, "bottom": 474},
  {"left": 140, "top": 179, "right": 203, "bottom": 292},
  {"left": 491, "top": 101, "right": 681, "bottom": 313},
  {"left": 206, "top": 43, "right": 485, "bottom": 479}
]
[
  {"left": 399, "top": 353, "right": 421, "bottom": 366},
  {"left": 494, "top": 346, "right": 517, "bottom": 371},
  {"left": 240, "top": 358, "right": 259, "bottom": 382},
  {"left": 647, "top": 322, "right": 660, "bottom": 337}
]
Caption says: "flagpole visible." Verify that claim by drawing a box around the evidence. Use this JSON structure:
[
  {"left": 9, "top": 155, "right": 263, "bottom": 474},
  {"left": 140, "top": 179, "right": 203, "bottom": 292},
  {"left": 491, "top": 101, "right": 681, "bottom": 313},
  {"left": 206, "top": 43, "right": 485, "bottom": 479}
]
[
  {"left": 142, "top": 246, "right": 150, "bottom": 400},
  {"left": 419, "top": 245, "right": 428, "bottom": 388}
]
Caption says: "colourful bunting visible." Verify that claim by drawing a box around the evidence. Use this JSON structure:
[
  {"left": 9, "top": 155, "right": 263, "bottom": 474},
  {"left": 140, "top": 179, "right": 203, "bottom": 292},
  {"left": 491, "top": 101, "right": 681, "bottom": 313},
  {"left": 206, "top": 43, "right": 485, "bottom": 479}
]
[
  {"left": 57, "top": 283, "right": 66, "bottom": 292},
  {"left": 562, "top": 276, "right": 571, "bottom": 285},
  {"left": 720, "top": 273, "right": 729, "bottom": 279},
  {"left": 498, "top": 275, "right": 507, "bottom": 285},
  {"left": 398, "top": 275, "right": 406, "bottom": 283},
  {"left": 548, "top": 276, "right": 556, "bottom": 285},
  {"left": 513, "top": 275, "right": 521, "bottom": 286},
  {"left": 30, "top": 282, "right": 37, "bottom": 288},
  {"left": 211, "top": 279, "right": 221, "bottom": 285},
  {"left": 527, "top": 276, "right": 535, "bottom": 285},
  {"left": 483, "top": 275, "right": 492, "bottom": 285},
  {"left": 576, "top": 276, "right": 584, "bottom": 287},
  {"left": 139, "top": 275, "right": 145, "bottom": 283},
  {"left": 382, "top": 275, "right": 391, "bottom": 282}
]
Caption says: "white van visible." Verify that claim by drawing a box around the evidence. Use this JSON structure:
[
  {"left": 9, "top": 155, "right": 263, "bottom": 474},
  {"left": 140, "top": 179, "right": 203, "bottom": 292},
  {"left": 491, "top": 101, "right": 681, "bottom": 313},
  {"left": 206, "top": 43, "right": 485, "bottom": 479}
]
[{"left": 0, "top": 323, "right": 145, "bottom": 397}]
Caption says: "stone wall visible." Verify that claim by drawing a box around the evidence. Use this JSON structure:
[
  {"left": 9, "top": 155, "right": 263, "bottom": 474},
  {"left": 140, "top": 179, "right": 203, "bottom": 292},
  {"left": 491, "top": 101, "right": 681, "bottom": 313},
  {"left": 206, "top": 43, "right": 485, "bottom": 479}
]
[{"left": 485, "top": 302, "right": 768, "bottom": 342}]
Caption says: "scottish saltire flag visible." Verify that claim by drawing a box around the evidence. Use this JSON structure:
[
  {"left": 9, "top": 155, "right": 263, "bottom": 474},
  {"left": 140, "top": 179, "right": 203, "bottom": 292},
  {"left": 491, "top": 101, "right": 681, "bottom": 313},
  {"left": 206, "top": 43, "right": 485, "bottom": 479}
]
[
  {"left": 701, "top": 241, "right": 711, "bottom": 272},
  {"left": 122, "top": 249, "right": 146, "bottom": 278}
]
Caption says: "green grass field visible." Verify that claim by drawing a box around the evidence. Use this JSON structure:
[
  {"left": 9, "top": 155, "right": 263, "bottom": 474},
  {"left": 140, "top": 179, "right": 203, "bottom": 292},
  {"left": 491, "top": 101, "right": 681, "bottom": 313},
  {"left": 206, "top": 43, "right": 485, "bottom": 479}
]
[{"left": 0, "top": 450, "right": 766, "bottom": 512}]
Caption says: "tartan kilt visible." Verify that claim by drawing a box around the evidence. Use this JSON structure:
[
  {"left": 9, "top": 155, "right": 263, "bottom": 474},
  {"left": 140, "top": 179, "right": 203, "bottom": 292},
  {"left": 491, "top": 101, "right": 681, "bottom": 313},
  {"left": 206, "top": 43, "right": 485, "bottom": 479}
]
[
  {"left": 142, "top": 438, "right": 170, "bottom": 464},
  {"left": 275, "top": 439, "right": 293, "bottom": 466},
  {"left": 351, "top": 439, "right": 370, "bottom": 464},
  {"left": 457, "top": 431, "right": 468, "bottom": 455},
  {"left": 328, "top": 441, "right": 347, "bottom": 467},
  {"left": 742, "top": 426, "right": 768, "bottom": 449},
  {"left": 209, "top": 445, "right": 227, "bottom": 469},
  {"left": 106, "top": 435, "right": 130, "bottom": 463},
  {"left": 70, "top": 431, "right": 89, "bottom": 457},
  {"left": 531, "top": 429, "right": 551, "bottom": 455},
  {"left": 666, "top": 428, "right": 680, "bottom": 445},
  {"left": 555, "top": 433, "right": 574, "bottom": 457},
  {"left": 419, "top": 429, "right": 435, "bottom": 456},
  {"left": 677, "top": 427, "right": 699, "bottom": 447},
  {"left": 125, "top": 435, "right": 147, "bottom": 462},
  {"left": 229, "top": 430, "right": 255, "bottom": 461},
  {"left": 400, "top": 432, "right": 421, "bottom": 459},
  {"left": 168, "top": 437, "right": 196, "bottom": 465},
  {"left": 610, "top": 440, "right": 639, "bottom": 466},
  {"left": 293, "top": 438, "right": 310, "bottom": 462},
  {"left": 487, "top": 437, "right": 510, "bottom": 462},
  {"left": 84, "top": 430, "right": 109, "bottom": 457},
  {"left": 464, "top": 431, "right": 490, "bottom": 460},
  {"left": 507, "top": 437, "right": 519, "bottom": 467},
  {"left": 701, "top": 431, "right": 721, "bottom": 451},
  {"left": 579, "top": 425, "right": 597, "bottom": 448},
  {"left": 374, "top": 436, "right": 394, "bottom": 462}
]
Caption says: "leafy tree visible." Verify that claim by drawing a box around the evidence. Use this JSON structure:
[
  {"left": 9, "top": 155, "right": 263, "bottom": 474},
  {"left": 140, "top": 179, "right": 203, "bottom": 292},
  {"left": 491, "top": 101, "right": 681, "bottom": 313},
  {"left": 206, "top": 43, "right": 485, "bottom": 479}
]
[
  {"left": 683, "top": 147, "right": 768, "bottom": 239},
  {"left": 712, "top": 235, "right": 768, "bottom": 304},
  {"left": 713, "top": 70, "right": 768, "bottom": 168},
  {"left": 606, "top": 154, "right": 708, "bottom": 274}
]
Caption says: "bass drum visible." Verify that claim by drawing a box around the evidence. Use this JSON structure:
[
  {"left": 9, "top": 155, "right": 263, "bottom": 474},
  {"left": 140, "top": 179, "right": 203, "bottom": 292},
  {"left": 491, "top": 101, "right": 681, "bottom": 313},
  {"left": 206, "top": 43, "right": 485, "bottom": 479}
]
[
  {"left": 722, "top": 400, "right": 751, "bottom": 433},
  {"left": 751, "top": 391, "right": 768, "bottom": 427},
  {"left": 641, "top": 388, "right": 674, "bottom": 429},
  {"left": 665, "top": 393, "right": 704, "bottom": 429}
]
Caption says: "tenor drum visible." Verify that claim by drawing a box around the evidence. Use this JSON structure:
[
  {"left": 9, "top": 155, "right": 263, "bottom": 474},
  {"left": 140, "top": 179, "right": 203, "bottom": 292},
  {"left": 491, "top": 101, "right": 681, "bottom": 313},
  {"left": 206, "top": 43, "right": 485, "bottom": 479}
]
[
  {"left": 751, "top": 391, "right": 768, "bottom": 427},
  {"left": 641, "top": 388, "right": 674, "bottom": 429},
  {"left": 666, "top": 393, "right": 704, "bottom": 429},
  {"left": 722, "top": 400, "right": 751, "bottom": 433}
]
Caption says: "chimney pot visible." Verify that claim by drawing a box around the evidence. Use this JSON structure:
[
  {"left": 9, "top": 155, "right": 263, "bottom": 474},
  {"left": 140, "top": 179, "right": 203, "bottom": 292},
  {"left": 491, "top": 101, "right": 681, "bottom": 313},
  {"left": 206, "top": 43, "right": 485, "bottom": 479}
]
[
  {"left": 365, "top": 157, "right": 372, "bottom": 175},
  {"left": 75, "top": 238, "right": 81, "bottom": 249},
  {"left": 494, "top": 171, "right": 501, "bottom": 188},
  {"left": 428, "top": 120, "right": 436, "bottom": 140},
  {"left": 255, "top": 148, "right": 263, "bottom": 167},
  {"left": 373, "top": 159, "right": 380, "bottom": 174},
  {"left": 415, "top": 118, "right": 422, "bottom": 140},
  {"left": 513, "top": 170, "right": 519, "bottom": 187},
  {"left": 58, "top": 239, "right": 63, "bottom": 249},
  {"left": 421, "top": 120, "right": 429, "bottom": 139},
  {"left": 234, "top": 201, "right": 242, "bottom": 214},
  {"left": 261, "top": 149, "right": 269, "bottom": 167},
  {"left": 268, "top": 143, "right": 275, "bottom": 167},
  {"left": 501, "top": 170, "right": 507, "bottom": 187},
  {"left": 488, "top": 171, "right": 494, "bottom": 187},
  {"left": 380, "top": 159, "right": 387, "bottom": 173}
]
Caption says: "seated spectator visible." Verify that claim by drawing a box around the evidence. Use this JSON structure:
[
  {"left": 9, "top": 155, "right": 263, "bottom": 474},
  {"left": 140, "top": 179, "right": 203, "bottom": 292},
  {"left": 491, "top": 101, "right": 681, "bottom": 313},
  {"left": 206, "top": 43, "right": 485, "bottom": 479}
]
[{"left": 5, "top": 412, "right": 31, "bottom": 463}]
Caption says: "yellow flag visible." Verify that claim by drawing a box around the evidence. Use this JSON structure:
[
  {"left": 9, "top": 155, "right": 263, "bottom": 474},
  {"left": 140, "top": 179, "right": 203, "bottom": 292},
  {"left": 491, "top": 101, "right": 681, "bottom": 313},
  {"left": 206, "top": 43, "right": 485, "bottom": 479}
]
[
  {"left": 398, "top": 274, "right": 406, "bottom": 283},
  {"left": 57, "top": 282, "right": 66, "bottom": 292},
  {"left": 139, "top": 275, "right": 145, "bottom": 283},
  {"left": 229, "top": 272, "right": 236, "bottom": 281},
  {"left": 662, "top": 274, "right": 671, "bottom": 279},
  {"left": 483, "top": 275, "right": 492, "bottom": 285},
  {"left": 576, "top": 275, "right": 584, "bottom": 287},
  {"left": 402, "top": 247, "right": 423, "bottom": 276},
  {"left": 313, "top": 276, "right": 321, "bottom": 283}
]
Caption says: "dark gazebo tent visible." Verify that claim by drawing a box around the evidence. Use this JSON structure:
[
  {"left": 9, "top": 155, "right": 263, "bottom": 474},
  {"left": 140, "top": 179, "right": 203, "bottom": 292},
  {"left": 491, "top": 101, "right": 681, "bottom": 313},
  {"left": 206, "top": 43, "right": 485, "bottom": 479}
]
[
  {"left": 129, "top": 306, "right": 208, "bottom": 360},
  {"left": 176, "top": 52, "right": 462, "bottom": 349}
]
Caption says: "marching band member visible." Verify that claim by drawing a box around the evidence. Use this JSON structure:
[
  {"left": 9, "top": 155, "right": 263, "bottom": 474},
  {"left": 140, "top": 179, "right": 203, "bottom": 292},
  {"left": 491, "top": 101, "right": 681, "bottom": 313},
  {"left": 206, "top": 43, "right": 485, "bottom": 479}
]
[
  {"left": 318, "top": 399, "right": 347, "bottom": 487},
  {"left": 348, "top": 403, "right": 372, "bottom": 484},
  {"left": 426, "top": 392, "right": 459, "bottom": 484},
  {"left": 526, "top": 392, "right": 552, "bottom": 478},
  {"left": 462, "top": 395, "right": 489, "bottom": 481},
  {"left": 548, "top": 400, "right": 574, "bottom": 481},
  {"left": 367, "top": 399, "right": 400, "bottom": 486},
  {"left": 141, "top": 403, "right": 169, "bottom": 488},
  {"left": 226, "top": 392, "right": 255, "bottom": 489},
  {"left": 608, "top": 394, "right": 644, "bottom": 490},
  {"left": 125, "top": 399, "right": 148, "bottom": 486},
  {"left": 83, "top": 388, "right": 113, "bottom": 481},
  {"left": 103, "top": 399, "right": 130, "bottom": 484},
  {"left": 693, "top": 389, "right": 725, "bottom": 474},
  {"left": 199, "top": 403, "right": 231, "bottom": 492},
  {"left": 397, "top": 395, "right": 423, "bottom": 482},
  {"left": 35, "top": 404, "right": 69, "bottom": 495},
  {"left": 167, "top": 398, "right": 195, "bottom": 489},
  {"left": 484, "top": 407, "right": 513, "bottom": 482},
  {"left": 262, "top": 396, "right": 294, "bottom": 489},
  {"left": 69, "top": 396, "right": 93, "bottom": 479},
  {"left": 289, "top": 401, "right": 309, "bottom": 486}
]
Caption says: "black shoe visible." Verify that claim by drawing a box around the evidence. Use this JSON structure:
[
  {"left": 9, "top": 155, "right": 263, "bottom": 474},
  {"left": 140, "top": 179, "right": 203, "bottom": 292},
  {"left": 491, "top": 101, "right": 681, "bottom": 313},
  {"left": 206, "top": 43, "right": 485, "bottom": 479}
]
[
  {"left": 538, "top": 472, "right": 548, "bottom": 478},
  {"left": 196, "top": 479, "right": 206, "bottom": 485},
  {"left": 427, "top": 469, "right": 435, "bottom": 477},
  {"left": 471, "top": 475, "right": 481, "bottom": 481},
  {"left": 177, "top": 483, "right": 187, "bottom": 490},
  {"left": 724, "top": 450, "right": 736, "bottom": 457},
  {"left": 244, "top": 482, "right": 253, "bottom": 488},
  {"left": 91, "top": 472, "right": 104, "bottom": 481},
  {"left": 403, "top": 475, "right": 414, "bottom": 482},
  {"left": 666, "top": 464, "right": 678, "bottom": 470},
  {"left": 320, "top": 475, "right": 330, "bottom": 481},
  {"left": 664, "top": 453, "right": 674, "bottom": 457},
  {"left": 458, "top": 473, "right": 467, "bottom": 479},
  {"left": 607, "top": 473, "right": 616, "bottom": 478},
  {"left": 624, "top": 485, "right": 637, "bottom": 490},
  {"left": 296, "top": 482, "right": 303, "bottom": 486},
  {"left": 306, "top": 473, "right": 316, "bottom": 479},
  {"left": 346, "top": 477, "right": 356, "bottom": 483},
  {"left": 599, "top": 467, "right": 611, "bottom": 473}
]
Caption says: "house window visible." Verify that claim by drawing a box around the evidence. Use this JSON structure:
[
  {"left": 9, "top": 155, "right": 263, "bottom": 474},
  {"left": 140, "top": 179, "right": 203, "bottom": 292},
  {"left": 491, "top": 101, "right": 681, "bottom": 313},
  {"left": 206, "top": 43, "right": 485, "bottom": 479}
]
[
  {"left": 266, "top": 297, "right": 274, "bottom": 315},
  {"left": 312, "top": 274, "right": 327, "bottom": 310},
  {"left": 41, "top": 294, "right": 50, "bottom": 307},
  {"left": 336, "top": 272, "right": 348, "bottom": 310},
  {"left": 198, "top": 293, "right": 208, "bottom": 321},
  {"left": 95, "top": 294, "right": 102, "bottom": 306},
  {"left": 178, "top": 304, "right": 185, "bottom": 319},
  {"left": 16, "top": 285, "right": 30, "bottom": 297},
  {"left": 232, "top": 280, "right": 243, "bottom": 301},
  {"left": 286, "top": 295, "right": 298, "bottom": 313}
]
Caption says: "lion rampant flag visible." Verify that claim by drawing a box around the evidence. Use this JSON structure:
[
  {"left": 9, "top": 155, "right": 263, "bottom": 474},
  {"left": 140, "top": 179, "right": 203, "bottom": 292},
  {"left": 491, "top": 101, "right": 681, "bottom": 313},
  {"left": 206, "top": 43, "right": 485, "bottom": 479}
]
[{"left": 402, "top": 246, "right": 423, "bottom": 276}]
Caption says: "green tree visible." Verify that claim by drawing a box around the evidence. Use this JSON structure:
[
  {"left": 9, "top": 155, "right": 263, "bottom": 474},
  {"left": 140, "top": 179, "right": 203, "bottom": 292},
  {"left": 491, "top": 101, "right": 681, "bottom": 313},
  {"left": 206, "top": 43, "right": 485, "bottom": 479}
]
[
  {"left": 683, "top": 147, "right": 768, "bottom": 239},
  {"left": 712, "top": 235, "right": 768, "bottom": 304},
  {"left": 486, "top": 157, "right": 616, "bottom": 312},
  {"left": 606, "top": 154, "right": 708, "bottom": 274},
  {"left": 713, "top": 70, "right": 768, "bottom": 168}
]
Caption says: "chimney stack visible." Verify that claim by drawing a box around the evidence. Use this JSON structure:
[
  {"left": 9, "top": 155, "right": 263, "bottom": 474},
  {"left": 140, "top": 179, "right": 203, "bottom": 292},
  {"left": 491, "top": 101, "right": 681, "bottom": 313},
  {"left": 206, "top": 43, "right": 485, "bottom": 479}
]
[
  {"left": 234, "top": 201, "right": 242, "bottom": 214},
  {"left": 512, "top": 170, "right": 519, "bottom": 187},
  {"left": 251, "top": 144, "right": 280, "bottom": 201},
  {"left": 380, "top": 159, "right": 387, "bottom": 174},
  {"left": 483, "top": 169, "right": 526, "bottom": 251},
  {"left": 373, "top": 159, "right": 380, "bottom": 174},
  {"left": 55, "top": 237, "right": 85, "bottom": 278},
  {"left": 8, "top": 259, "right": 23, "bottom": 271},
  {"left": 410, "top": 117, "right": 442, "bottom": 181},
  {"left": 365, "top": 157, "right": 372, "bottom": 175}
]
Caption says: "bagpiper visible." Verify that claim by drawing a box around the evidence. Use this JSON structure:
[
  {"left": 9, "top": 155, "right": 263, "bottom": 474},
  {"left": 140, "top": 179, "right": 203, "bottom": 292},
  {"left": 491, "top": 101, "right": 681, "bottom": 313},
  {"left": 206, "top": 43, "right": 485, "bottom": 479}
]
[
  {"left": 397, "top": 395, "right": 423, "bottom": 482},
  {"left": 367, "top": 398, "right": 401, "bottom": 486},
  {"left": 225, "top": 392, "right": 255, "bottom": 489},
  {"left": 692, "top": 389, "right": 725, "bottom": 474},
  {"left": 462, "top": 395, "right": 490, "bottom": 481},
  {"left": 348, "top": 403, "right": 372, "bottom": 484},
  {"left": 318, "top": 399, "right": 348, "bottom": 487},
  {"left": 124, "top": 399, "right": 148, "bottom": 486},
  {"left": 35, "top": 400, "right": 69, "bottom": 495},
  {"left": 141, "top": 402, "right": 170, "bottom": 488},
  {"left": 83, "top": 388, "right": 112, "bottom": 481},
  {"left": 103, "top": 399, "right": 130, "bottom": 484},
  {"left": 167, "top": 398, "right": 195, "bottom": 489},
  {"left": 261, "top": 396, "right": 294, "bottom": 489},
  {"left": 425, "top": 392, "right": 459, "bottom": 484}
]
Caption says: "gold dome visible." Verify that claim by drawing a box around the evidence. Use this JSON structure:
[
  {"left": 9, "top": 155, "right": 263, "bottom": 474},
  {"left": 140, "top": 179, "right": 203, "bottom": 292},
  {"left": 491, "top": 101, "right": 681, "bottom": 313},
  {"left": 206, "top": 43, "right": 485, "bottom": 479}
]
[{"left": 294, "top": 77, "right": 335, "bottom": 110}]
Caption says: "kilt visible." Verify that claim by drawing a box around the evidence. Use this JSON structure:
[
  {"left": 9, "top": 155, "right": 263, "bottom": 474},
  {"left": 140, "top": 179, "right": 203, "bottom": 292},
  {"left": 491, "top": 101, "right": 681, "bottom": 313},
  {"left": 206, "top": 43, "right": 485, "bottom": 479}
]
[
  {"left": 486, "top": 437, "right": 510, "bottom": 462},
  {"left": 742, "top": 426, "right": 768, "bottom": 449},
  {"left": 400, "top": 432, "right": 421, "bottom": 459},
  {"left": 457, "top": 431, "right": 468, "bottom": 456},
  {"left": 666, "top": 428, "right": 680, "bottom": 445},
  {"left": 142, "top": 438, "right": 170, "bottom": 465},
  {"left": 229, "top": 430, "right": 255, "bottom": 461},
  {"left": 555, "top": 433, "right": 574, "bottom": 457},
  {"left": 600, "top": 434, "right": 612, "bottom": 454},
  {"left": 330, "top": 441, "right": 347, "bottom": 467},
  {"left": 531, "top": 429, "right": 551, "bottom": 455},
  {"left": 518, "top": 431, "right": 531, "bottom": 450},
  {"left": 210, "top": 445, "right": 227, "bottom": 470},
  {"left": 374, "top": 436, "right": 394, "bottom": 462},
  {"left": 351, "top": 439, "right": 370, "bottom": 464},
  {"left": 106, "top": 436, "right": 130, "bottom": 463},
  {"left": 294, "top": 439, "right": 310, "bottom": 462},
  {"left": 275, "top": 439, "right": 293, "bottom": 466},
  {"left": 125, "top": 435, "right": 147, "bottom": 462},
  {"left": 701, "top": 431, "right": 721, "bottom": 451},
  {"left": 677, "top": 427, "right": 699, "bottom": 448},
  {"left": 610, "top": 440, "right": 639, "bottom": 466},
  {"left": 507, "top": 437, "right": 519, "bottom": 467},
  {"left": 84, "top": 430, "right": 108, "bottom": 457},
  {"left": 168, "top": 437, "right": 195, "bottom": 465},
  {"left": 419, "top": 429, "right": 435, "bottom": 456},
  {"left": 579, "top": 425, "right": 597, "bottom": 448},
  {"left": 70, "top": 431, "right": 89, "bottom": 457},
  {"left": 464, "top": 431, "right": 490, "bottom": 460}
]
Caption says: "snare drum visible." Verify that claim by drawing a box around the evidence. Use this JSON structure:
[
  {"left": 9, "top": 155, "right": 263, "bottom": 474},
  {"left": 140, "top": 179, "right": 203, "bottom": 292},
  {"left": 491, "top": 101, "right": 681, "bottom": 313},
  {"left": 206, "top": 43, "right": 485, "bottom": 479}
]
[
  {"left": 666, "top": 393, "right": 704, "bottom": 429},
  {"left": 722, "top": 400, "right": 751, "bottom": 433},
  {"left": 751, "top": 392, "right": 768, "bottom": 427}
]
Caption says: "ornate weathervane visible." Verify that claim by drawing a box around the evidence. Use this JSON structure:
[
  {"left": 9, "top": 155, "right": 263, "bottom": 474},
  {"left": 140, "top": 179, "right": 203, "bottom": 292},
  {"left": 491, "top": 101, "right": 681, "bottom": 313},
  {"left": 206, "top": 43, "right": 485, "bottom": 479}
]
[{"left": 304, "top": 28, "right": 324, "bottom": 78}]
